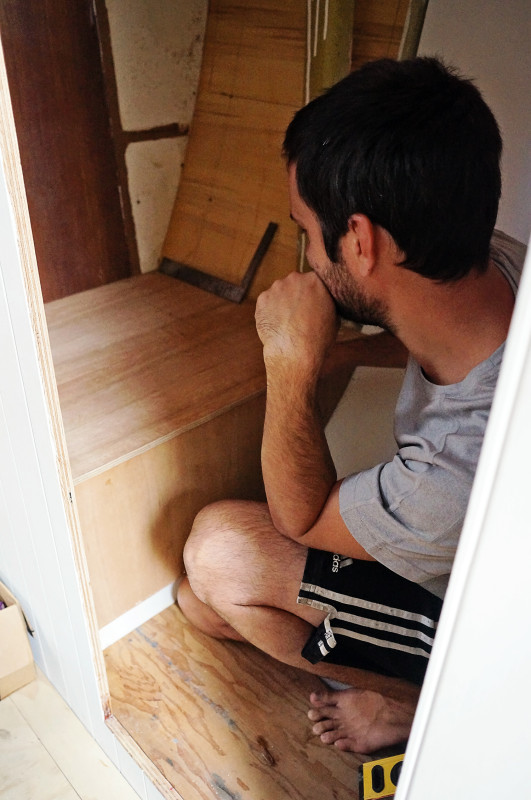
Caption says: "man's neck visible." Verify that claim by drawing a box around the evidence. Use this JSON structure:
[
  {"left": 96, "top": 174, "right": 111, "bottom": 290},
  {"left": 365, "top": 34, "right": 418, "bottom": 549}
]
[{"left": 393, "top": 260, "right": 515, "bottom": 386}]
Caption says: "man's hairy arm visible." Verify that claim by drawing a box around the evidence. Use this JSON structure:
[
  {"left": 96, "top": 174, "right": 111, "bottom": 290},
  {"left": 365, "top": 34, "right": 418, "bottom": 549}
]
[{"left": 255, "top": 272, "right": 374, "bottom": 560}]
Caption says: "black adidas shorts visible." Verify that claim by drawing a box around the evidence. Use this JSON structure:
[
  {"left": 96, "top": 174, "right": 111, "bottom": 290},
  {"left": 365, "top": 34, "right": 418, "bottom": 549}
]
[{"left": 297, "top": 549, "right": 444, "bottom": 686}]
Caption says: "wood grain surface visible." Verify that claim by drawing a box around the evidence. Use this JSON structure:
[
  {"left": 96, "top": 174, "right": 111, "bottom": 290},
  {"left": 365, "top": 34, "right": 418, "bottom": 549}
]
[
  {"left": 106, "top": 606, "right": 366, "bottom": 800},
  {"left": 0, "top": 0, "right": 131, "bottom": 301},
  {"left": 45, "top": 273, "right": 268, "bottom": 627},
  {"left": 350, "top": 0, "right": 409, "bottom": 70},
  {"left": 162, "top": 0, "right": 306, "bottom": 299},
  {"left": 45, "top": 274, "right": 404, "bottom": 628},
  {"left": 45, "top": 272, "right": 266, "bottom": 482},
  {"left": 77, "top": 395, "right": 266, "bottom": 628}
]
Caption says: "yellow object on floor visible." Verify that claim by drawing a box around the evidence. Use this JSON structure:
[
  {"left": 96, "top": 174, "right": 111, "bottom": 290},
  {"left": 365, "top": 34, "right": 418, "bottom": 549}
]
[{"left": 359, "top": 752, "right": 405, "bottom": 799}]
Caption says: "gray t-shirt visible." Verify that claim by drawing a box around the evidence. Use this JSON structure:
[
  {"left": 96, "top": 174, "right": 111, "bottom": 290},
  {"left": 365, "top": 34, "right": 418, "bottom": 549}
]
[{"left": 339, "top": 231, "right": 527, "bottom": 598}]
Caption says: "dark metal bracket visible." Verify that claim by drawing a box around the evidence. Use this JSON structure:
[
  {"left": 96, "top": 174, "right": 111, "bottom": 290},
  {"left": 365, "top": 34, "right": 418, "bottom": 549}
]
[{"left": 159, "top": 221, "right": 278, "bottom": 303}]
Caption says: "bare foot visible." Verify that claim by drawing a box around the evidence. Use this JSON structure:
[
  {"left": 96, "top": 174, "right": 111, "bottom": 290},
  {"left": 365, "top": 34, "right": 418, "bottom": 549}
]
[{"left": 308, "top": 688, "right": 415, "bottom": 753}]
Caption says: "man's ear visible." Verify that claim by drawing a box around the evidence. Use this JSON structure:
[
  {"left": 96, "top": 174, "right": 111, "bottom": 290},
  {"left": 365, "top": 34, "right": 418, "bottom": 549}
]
[{"left": 342, "top": 214, "right": 377, "bottom": 277}]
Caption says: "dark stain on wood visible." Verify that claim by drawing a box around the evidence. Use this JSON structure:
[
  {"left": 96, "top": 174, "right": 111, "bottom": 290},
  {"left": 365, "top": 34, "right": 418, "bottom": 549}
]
[
  {"left": 255, "top": 736, "right": 276, "bottom": 767},
  {"left": 105, "top": 605, "right": 365, "bottom": 799},
  {"left": 211, "top": 774, "right": 242, "bottom": 800}
]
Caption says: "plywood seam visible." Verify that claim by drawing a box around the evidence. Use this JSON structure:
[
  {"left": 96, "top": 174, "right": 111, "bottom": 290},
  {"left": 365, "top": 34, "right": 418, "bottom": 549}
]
[{"left": 72, "top": 387, "right": 266, "bottom": 485}]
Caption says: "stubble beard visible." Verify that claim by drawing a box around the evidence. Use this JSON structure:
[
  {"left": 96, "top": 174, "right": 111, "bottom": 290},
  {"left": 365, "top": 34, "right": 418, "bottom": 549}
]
[{"left": 321, "top": 255, "right": 394, "bottom": 332}]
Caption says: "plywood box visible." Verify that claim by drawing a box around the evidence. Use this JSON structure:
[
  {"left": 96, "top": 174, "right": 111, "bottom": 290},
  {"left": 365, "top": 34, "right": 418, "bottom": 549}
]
[{"left": 0, "top": 581, "right": 35, "bottom": 698}]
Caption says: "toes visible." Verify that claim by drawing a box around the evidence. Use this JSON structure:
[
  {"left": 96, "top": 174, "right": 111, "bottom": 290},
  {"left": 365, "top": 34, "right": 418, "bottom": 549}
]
[
  {"left": 320, "top": 729, "right": 343, "bottom": 745},
  {"left": 309, "top": 690, "right": 337, "bottom": 708},
  {"left": 334, "top": 737, "right": 360, "bottom": 753},
  {"left": 311, "top": 718, "right": 336, "bottom": 736},
  {"left": 308, "top": 707, "right": 327, "bottom": 722}
]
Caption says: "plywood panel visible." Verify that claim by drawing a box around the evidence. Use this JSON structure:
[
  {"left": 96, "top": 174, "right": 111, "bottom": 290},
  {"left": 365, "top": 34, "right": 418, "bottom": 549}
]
[
  {"left": 46, "top": 273, "right": 268, "bottom": 629},
  {"left": 0, "top": 0, "right": 131, "bottom": 301},
  {"left": 162, "top": 0, "right": 307, "bottom": 298},
  {"left": 106, "top": 606, "right": 366, "bottom": 800},
  {"left": 76, "top": 395, "right": 266, "bottom": 629},
  {"left": 46, "top": 274, "right": 407, "bottom": 627},
  {"left": 45, "top": 273, "right": 266, "bottom": 481}
]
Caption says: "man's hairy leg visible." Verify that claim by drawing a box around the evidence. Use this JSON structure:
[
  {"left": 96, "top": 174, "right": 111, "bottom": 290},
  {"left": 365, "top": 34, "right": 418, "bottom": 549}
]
[
  {"left": 177, "top": 576, "right": 245, "bottom": 642},
  {"left": 180, "top": 499, "right": 419, "bottom": 753}
]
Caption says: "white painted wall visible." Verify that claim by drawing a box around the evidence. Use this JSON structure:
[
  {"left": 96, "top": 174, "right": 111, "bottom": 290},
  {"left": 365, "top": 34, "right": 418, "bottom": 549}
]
[
  {"left": 326, "top": 365, "right": 404, "bottom": 477},
  {"left": 106, "top": 0, "right": 206, "bottom": 132},
  {"left": 106, "top": 0, "right": 207, "bottom": 273},
  {"left": 0, "top": 85, "right": 165, "bottom": 800},
  {"left": 419, "top": 0, "right": 531, "bottom": 244},
  {"left": 125, "top": 137, "right": 189, "bottom": 274}
]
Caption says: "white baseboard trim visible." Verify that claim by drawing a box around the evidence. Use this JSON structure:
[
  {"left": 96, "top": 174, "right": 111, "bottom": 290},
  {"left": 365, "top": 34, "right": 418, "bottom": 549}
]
[{"left": 99, "top": 582, "right": 177, "bottom": 650}]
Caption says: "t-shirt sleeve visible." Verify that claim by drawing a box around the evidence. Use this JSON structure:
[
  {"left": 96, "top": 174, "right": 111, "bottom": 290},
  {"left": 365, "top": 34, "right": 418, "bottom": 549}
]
[
  {"left": 339, "top": 455, "right": 470, "bottom": 586},
  {"left": 339, "top": 231, "right": 525, "bottom": 592}
]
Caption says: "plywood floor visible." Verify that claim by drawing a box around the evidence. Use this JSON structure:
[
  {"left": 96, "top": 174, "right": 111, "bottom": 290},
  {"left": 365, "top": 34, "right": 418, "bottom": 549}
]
[{"left": 105, "top": 606, "right": 365, "bottom": 800}]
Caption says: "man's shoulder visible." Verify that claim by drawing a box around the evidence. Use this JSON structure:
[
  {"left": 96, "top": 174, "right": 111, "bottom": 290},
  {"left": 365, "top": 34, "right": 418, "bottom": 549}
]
[{"left": 490, "top": 229, "right": 527, "bottom": 289}]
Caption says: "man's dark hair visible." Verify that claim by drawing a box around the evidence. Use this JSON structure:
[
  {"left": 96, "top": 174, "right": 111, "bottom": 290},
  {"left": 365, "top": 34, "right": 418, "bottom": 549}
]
[{"left": 283, "top": 57, "right": 502, "bottom": 281}]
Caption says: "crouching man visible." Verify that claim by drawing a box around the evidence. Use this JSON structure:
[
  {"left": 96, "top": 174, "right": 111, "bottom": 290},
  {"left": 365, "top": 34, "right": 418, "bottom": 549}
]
[{"left": 177, "top": 57, "right": 525, "bottom": 753}]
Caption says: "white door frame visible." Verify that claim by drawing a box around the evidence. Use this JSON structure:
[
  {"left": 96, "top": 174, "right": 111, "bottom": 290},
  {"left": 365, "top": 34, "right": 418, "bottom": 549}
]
[
  {"left": 397, "top": 235, "right": 531, "bottom": 798},
  {"left": 0, "top": 38, "right": 165, "bottom": 800}
]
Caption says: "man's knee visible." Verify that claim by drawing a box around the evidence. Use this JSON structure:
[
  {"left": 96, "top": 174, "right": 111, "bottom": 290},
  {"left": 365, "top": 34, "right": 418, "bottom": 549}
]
[
  {"left": 183, "top": 499, "right": 254, "bottom": 605},
  {"left": 183, "top": 499, "right": 306, "bottom": 615}
]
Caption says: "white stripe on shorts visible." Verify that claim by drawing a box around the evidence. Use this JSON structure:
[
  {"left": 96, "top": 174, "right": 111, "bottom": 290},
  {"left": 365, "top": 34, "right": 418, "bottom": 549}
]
[
  {"left": 299, "top": 581, "right": 438, "bottom": 630},
  {"left": 330, "top": 621, "right": 432, "bottom": 659}
]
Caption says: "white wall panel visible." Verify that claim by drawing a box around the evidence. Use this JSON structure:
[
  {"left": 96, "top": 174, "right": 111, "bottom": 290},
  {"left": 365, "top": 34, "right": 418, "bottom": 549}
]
[
  {"left": 397, "top": 236, "right": 531, "bottom": 798},
  {"left": 326, "top": 366, "right": 404, "bottom": 477},
  {"left": 0, "top": 98, "right": 164, "bottom": 800},
  {"left": 106, "top": 0, "right": 207, "bottom": 131},
  {"left": 126, "top": 137, "right": 188, "bottom": 273},
  {"left": 419, "top": 0, "right": 531, "bottom": 244}
]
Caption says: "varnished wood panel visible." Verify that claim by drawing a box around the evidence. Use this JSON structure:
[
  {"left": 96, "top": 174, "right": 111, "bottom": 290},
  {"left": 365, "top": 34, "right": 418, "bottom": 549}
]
[
  {"left": 46, "top": 274, "right": 268, "bottom": 627},
  {"left": 77, "top": 395, "right": 266, "bottom": 628},
  {"left": 46, "top": 275, "right": 405, "bottom": 626},
  {"left": 45, "top": 273, "right": 266, "bottom": 481},
  {"left": 350, "top": 0, "right": 410, "bottom": 71},
  {"left": 162, "top": 0, "right": 306, "bottom": 299},
  {"left": 106, "top": 606, "right": 366, "bottom": 800},
  {"left": 0, "top": 0, "right": 131, "bottom": 302}
]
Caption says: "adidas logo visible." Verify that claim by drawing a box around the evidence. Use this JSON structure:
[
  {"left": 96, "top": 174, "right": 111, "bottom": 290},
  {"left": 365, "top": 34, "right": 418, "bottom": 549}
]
[{"left": 332, "top": 554, "right": 354, "bottom": 573}]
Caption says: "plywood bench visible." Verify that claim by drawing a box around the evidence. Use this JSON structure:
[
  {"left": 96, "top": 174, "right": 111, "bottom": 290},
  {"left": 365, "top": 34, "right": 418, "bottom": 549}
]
[
  {"left": 46, "top": 271, "right": 407, "bottom": 800},
  {"left": 46, "top": 272, "right": 267, "bottom": 630}
]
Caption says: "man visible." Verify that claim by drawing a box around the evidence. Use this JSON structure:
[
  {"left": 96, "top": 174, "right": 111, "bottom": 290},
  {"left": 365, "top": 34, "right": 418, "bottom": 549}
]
[{"left": 177, "top": 58, "right": 525, "bottom": 753}]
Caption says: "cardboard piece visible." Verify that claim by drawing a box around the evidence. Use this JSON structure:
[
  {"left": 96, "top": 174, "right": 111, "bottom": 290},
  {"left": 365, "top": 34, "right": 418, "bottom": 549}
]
[{"left": 0, "top": 580, "right": 35, "bottom": 699}]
